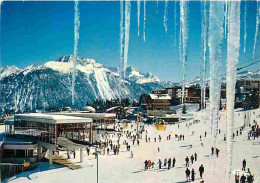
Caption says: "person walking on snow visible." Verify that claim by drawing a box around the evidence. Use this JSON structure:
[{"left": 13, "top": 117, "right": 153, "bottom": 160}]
[
  {"left": 235, "top": 173, "right": 239, "bottom": 183},
  {"left": 185, "top": 168, "right": 191, "bottom": 181},
  {"left": 172, "top": 157, "right": 176, "bottom": 167},
  {"left": 194, "top": 152, "right": 197, "bottom": 161},
  {"left": 242, "top": 159, "right": 246, "bottom": 171},
  {"left": 240, "top": 174, "right": 246, "bottom": 183},
  {"left": 216, "top": 148, "right": 220, "bottom": 158},
  {"left": 199, "top": 164, "right": 204, "bottom": 179},
  {"left": 158, "top": 159, "right": 162, "bottom": 169},
  {"left": 211, "top": 147, "right": 214, "bottom": 155},
  {"left": 144, "top": 160, "right": 148, "bottom": 170},
  {"left": 164, "top": 158, "right": 167, "bottom": 167},
  {"left": 191, "top": 155, "right": 194, "bottom": 164},
  {"left": 168, "top": 158, "right": 171, "bottom": 170},
  {"left": 185, "top": 156, "right": 190, "bottom": 167},
  {"left": 191, "top": 168, "right": 196, "bottom": 181}
]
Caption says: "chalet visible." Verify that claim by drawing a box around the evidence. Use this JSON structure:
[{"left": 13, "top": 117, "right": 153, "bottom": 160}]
[{"left": 147, "top": 94, "right": 171, "bottom": 110}]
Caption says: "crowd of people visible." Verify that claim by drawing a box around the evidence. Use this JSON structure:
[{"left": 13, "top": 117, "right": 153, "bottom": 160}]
[{"left": 79, "top": 111, "right": 258, "bottom": 183}]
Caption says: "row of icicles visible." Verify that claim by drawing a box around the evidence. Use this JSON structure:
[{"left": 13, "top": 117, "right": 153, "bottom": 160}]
[{"left": 107, "top": 1, "right": 260, "bottom": 182}]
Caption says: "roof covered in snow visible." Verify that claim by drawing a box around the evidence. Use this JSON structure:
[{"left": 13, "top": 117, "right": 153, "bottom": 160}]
[
  {"left": 15, "top": 113, "right": 92, "bottom": 124},
  {"left": 149, "top": 94, "right": 171, "bottom": 100},
  {"left": 52, "top": 112, "right": 116, "bottom": 119}
]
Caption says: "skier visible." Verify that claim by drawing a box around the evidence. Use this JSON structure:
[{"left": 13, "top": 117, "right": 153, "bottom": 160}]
[
  {"left": 191, "top": 155, "right": 194, "bottom": 164},
  {"left": 185, "top": 168, "right": 191, "bottom": 181},
  {"left": 185, "top": 156, "right": 189, "bottom": 167},
  {"left": 191, "top": 168, "right": 195, "bottom": 181},
  {"left": 240, "top": 174, "right": 246, "bottom": 183},
  {"left": 200, "top": 135, "right": 202, "bottom": 141},
  {"left": 154, "top": 137, "right": 156, "bottom": 142},
  {"left": 199, "top": 164, "right": 204, "bottom": 179},
  {"left": 107, "top": 148, "right": 109, "bottom": 155},
  {"left": 242, "top": 159, "right": 246, "bottom": 171},
  {"left": 158, "top": 159, "right": 162, "bottom": 169},
  {"left": 205, "top": 131, "right": 207, "bottom": 137},
  {"left": 158, "top": 147, "right": 160, "bottom": 152},
  {"left": 194, "top": 152, "right": 197, "bottom": 161}
]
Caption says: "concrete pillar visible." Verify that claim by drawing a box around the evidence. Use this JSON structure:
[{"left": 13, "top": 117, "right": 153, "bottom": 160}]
[
  {"left": 80, "top": 148, "right": 83, "bottom": 163},
  {"left": 49, "top": 149, "right": 53, "bottom": 166}
]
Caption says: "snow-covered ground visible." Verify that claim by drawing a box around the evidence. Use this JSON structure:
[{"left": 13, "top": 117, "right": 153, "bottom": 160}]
[{"left": 2, "top": 108, "right": 260, "bottom": 183}]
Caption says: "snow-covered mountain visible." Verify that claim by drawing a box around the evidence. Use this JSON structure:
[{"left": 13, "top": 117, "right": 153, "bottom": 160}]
[
  {"left": 0, "top": 55, "right": 168, "bottom": 114},
  {"left": 184, "top": 70, "right": 260, "bottom": 87}
]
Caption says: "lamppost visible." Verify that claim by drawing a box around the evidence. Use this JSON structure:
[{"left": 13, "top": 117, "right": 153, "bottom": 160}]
[{"left": 93, "top": 151, "right": 99, "bottom": 183}]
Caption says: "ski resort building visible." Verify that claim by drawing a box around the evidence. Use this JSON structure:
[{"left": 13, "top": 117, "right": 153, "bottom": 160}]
[
  {"left": 147, "top": 94, "right": 171, "bottom": 110},
  {"left": 3, "top": 113, "right": 92, "bottom": 166}
]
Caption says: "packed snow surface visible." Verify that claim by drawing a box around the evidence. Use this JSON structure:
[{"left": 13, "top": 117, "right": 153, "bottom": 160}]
[{"left": 3, "top": 108, "right": 260, "bottom": 183}]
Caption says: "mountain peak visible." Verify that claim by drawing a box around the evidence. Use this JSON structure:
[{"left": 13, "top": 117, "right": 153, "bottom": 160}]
[{"left": 56, "top": 55, "right": 74, "bottom": 63}]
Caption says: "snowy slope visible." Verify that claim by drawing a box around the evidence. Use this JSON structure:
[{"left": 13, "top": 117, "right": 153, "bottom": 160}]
[{"left": 3, "top": 108, "right": 260, "bottom": 183}]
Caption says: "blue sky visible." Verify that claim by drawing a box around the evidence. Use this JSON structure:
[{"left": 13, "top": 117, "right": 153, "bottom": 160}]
[{"left": 1, "top": 1, "right": 259, "bottom": 82}]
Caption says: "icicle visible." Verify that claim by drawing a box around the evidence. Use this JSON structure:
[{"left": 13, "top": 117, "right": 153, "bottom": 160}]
[
  {"left": 163, "top": 0, "right": 168, "bottom": 33},
  {"left": 156, "top": 0, "right": 158, "bottom": 14},
  {"left": 123, "top": 0, "right": 131, "bottom": 79},
  {"left": 0, "top": 0, "right": 2, "bottom": 15},
  {"left": 174, "top": 1, "right": 177, "bottom": 51},
  {"left": 143, "top": 0, "right": 146, "bottom": 42},
  {"left": 120, "top": 0, "right": 125, "bottom": 80},
  {"left": 72, "top": 0, "right": 80, "bottom": 105},
  {"left": 0, "top": 0, "right": 2, "bottom": 69},
  {"left": 208, "top": 0, "right": 224, "bottom": 143},
  {"left": 224, "top": 0, "right": 228, "bottom": 38},
  {"left": 200, "top": 1, "right": 208, "bottom": 110},
  {"left": 253, "top": 1, "right": 260, "bottom": 58},
  {"left": 179, "top": 0, "right": 189, "bottom": 104},
  {"left": 243, "top": 1, "right": 247, "bottom": 53},
  {"left": 225, "top": 1, "right": 241, "bottom": 182},
  {"left": 137, "top": 0, "right": 140, "bottom": 37}
]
